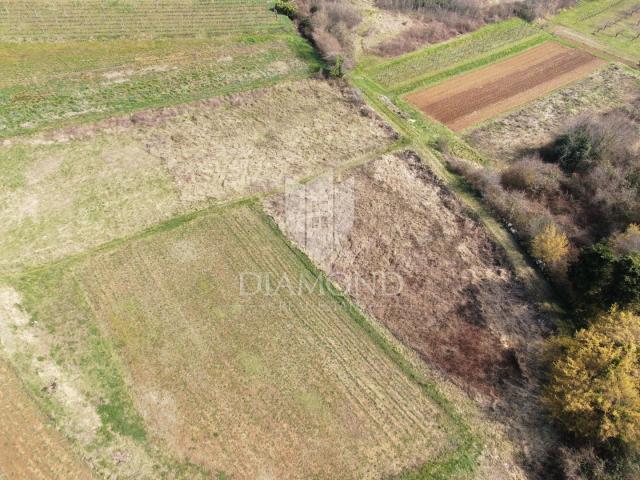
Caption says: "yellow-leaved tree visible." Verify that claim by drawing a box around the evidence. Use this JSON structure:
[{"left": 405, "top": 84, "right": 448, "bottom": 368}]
[
  {"left": 532, "top": 223, "right": 569, "bottom": 268},
  {"left": 544, "top": 308, "right": 640, "bottom": 448}
]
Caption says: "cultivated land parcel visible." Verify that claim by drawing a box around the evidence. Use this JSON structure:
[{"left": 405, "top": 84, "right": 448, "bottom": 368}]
[
  {"left": 1, "top": 0, "right": 638, "bottom": 478},
  {"left": 2, "top": 203, "right": 466, "bottom": 479},
  {"left": 0, "top": 2, "right": 479, "bottom": 478}
]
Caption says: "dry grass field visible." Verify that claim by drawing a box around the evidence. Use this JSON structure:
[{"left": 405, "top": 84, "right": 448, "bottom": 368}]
[
  {"left": 265, "top": 151, "right": 558, "bottom": 475},
  {"left": 4, "top": 203, "right": 462, "bottom": 480},
  {"left": 406, "top": 42, "right": 605, "bottom": 131},
  {"left": 0, "top": 79, "right": 393, "bottom": 272},
  {"left": 465, "top": 64, "right": 640, "bottom": 163},
  {"left": 0, "top": 360, "right": 92, "bottom": 479}
]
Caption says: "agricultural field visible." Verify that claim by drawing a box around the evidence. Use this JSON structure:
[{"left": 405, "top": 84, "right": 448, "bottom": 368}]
[
  {"left": 4, "top": 0, "right": 638, "bottom": 477},
  {"left": 551, "top": 0, "right": 640, "bottom": 63},
  {"left": 466, "top": 64, "right": 640, "bottom": 163},
  {"left": 0, "top": 0, "right": 288, "bottom": 41},
  {"left": 406, "top": 42, "right": 605, "bottom": 131},
  {"left": 361, "top": 19, "right": 548, "bottom": 94},
  {"left": 0, "top": 79, "right": 393, "bottom": 272},
  {"left": 0, "top": 360, "right": 92, "bottom": 479},
  {"left": 1, "top": 203, "right": 467, "bottom": 479},
  {"left": 0, "top": 33, "right": 320, "bottom": 137},
  {"left": 265, "top": 151, "right": 557, "bottom": 476}
]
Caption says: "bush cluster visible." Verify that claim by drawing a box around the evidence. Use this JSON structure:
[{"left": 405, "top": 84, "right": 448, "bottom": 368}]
[
  {"left": 545, "top": 309, "right": 640, "bottom": 450},
  {"left": 447, "top": 103, "right": 640, "bottom": 475},
  {"left": 373, "top": 0, "right": 577, "bottom": 56},
  {"left": 569, "top": 239, "right": 640, "bottom": 318},
  {"left": 287, "top": 0, "right": 362, "bottom": 76}
]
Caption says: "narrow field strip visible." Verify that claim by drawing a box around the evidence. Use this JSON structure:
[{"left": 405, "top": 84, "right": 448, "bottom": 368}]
[
  {"left": 362, "top": 19, "right": 546, "bottom": 92},
  {"left": 0, "top": 34, "right": 319, "bottom": 137},
  {"left": 4, "top": 203, "right": 462, "bottom": 479},
  {"left": 406, "top": 41, "right": 606, "bottom": 131}
]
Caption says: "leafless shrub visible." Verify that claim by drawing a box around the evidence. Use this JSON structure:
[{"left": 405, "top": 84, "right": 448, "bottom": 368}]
[
  {"left": 610, "top": 224, "right": 640, "bottom": 255},
  {"left": 447, "top": 156, "right": 554, "bottom": 240},
  {"left": 558, "top": 446, "right": 608, "bottom": 480},
  {"left": 556, "top": 108, "right": 640, "bottom": 236},
  {"left": 374, "top": 22, "right": 453, "bottom": 57},
  {"left": 373, "top": 0, "right": 577, "bottom": 55},
  {"left": 500, "top": 155, "right": 563, "bottom": 197},
  {"left": 295, "top": 0, "right": 362, "bottom": 71}
]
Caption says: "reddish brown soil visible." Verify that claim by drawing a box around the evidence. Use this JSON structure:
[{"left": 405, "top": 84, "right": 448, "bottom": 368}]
[
  {"left": 0, "top": 360, "right": 92, "bottom": 479},
  {"left": 406, "top": 42, "right": 606, "bottom": 131}
]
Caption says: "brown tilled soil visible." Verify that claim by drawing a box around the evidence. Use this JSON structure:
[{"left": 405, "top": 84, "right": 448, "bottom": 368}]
[
  {"left": 406, "top": 41, "right": 606, "bottom": 131},
  {"left": 0, "top": 360, "right": 92, "bottom": 479},
  {"left": 265, "top": 151, "right": 558, "bottom": 476},
  {"left": 465, "top": 65, "right": 640, "bottom": 164}
]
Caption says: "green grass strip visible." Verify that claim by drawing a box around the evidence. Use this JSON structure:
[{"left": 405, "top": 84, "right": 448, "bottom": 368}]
[
  {"left": 362, "top": 18, "right": 543, "bottom": 90},
  {"left": 392, "top": 33, "right": 550, "bottom": 95}
]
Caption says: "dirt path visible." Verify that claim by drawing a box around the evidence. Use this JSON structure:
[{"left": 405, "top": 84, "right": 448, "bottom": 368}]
[
  {"left": 406, "top": 41, "right": 606, "bottom": 131},
  {"left": 550, "top": 25, "right": 638, "bottom": 67}
]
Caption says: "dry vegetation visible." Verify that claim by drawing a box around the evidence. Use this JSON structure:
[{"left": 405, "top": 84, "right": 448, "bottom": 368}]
[
  {"left": 291, "top": 0, "right": 365, "bottom": 71},
  {"left": 0, "top": 79, "right": 393, "bottom": 271},
  {"left": 371, "top": 0, "right": 576, "bottom": 56},
  {"left": 466, "top": 65, "right": 640, "bottom": 162},
  {"left": 5, "top": 204, "right": 459, "bottom": 480},
  {"left": 455, "top": 66, "right": 640, "bottom": 252},
  {"left": 265, "top": 151, "right": 559, "bottom": 477}
]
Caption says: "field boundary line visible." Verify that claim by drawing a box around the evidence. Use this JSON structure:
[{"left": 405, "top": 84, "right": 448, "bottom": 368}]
[
  {"left": 349, "top": 72, "right": 560, "bottom": 312},
  {"left": 390, "top": 33, "right": 550, "bottom": 95},
  {"left": 255, "top": 203, "right": 483, "bottom": 480},
  {"left": 362, "top": 18, "right": 530, "bottom": 78},
  {"left": 0, "top": 197, "right": 258, "bottom": 281}
]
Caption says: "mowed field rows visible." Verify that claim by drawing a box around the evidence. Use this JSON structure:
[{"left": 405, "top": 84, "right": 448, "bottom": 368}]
[
  {"left": 0, "top": 360, "right": 91, "bottom": 479},
  {"left": 406, "top": 42, "right": 606, "bottom": 131},
  {"left": 7, "top": 204, "right": 457, "bottom": 479},
  {"left": 0, "top": 0, "right": 287, "bottom": 41}
]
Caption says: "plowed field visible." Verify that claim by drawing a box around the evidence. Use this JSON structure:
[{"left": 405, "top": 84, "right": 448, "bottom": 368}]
[{"left": 406, "top": 42, "right": 605, "bottom": 131}]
